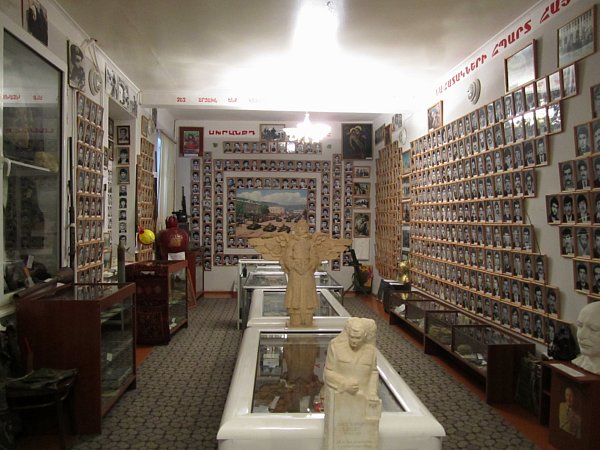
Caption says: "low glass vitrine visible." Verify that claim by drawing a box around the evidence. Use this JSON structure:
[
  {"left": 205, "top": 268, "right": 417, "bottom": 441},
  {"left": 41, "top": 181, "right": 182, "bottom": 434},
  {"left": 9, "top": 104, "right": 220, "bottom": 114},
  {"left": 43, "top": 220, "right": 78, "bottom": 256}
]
[
  {"left": 247, "top": 289, "right": 350, "bottom": 328},
  {"left": 451, "top": 324, "right": 535, "bottom": 403},
  {"left": 218, "top": 327, "right": 445, "bottom": 450},
  {"left": 238, "top": 267, "right": 344, "bottom": 329},
  {"left": 425, "top": 310, "right": 479, "bottom": 350}
]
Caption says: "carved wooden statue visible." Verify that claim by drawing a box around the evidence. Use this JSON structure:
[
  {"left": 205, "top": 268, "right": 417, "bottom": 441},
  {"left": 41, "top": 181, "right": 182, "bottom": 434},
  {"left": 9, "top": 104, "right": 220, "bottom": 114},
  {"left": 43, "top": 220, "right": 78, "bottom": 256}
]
[{"left": 249, "top": 219, "right": 351, "bottom": 327}]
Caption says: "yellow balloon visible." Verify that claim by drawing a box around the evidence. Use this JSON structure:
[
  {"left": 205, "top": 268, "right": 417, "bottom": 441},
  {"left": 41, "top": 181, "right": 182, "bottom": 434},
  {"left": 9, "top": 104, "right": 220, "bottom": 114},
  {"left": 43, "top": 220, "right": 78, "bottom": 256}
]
[{"left": 138, "top": 229, "right": 155, "bottom": 245}]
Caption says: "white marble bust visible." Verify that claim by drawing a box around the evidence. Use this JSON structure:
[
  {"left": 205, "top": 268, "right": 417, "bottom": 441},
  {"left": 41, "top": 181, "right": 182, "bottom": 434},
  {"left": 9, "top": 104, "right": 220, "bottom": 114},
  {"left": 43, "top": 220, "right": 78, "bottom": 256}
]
[{"left": 572, "top": 302, "right": 600, "bottom": 374}]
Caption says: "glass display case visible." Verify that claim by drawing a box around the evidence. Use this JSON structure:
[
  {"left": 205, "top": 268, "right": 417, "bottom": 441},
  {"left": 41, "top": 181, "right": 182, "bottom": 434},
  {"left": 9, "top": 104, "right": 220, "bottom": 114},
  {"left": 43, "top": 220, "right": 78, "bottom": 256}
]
[
  {"left": 125, "top": 260, "right": 188, "bottom": 345},
  {"left": 425, "top": 310, "right": 479, "bottom": 350},
  {"left": 388, "top": 291, "right": 447, "bottom": 334},
  {"left": 1, "top": 27, "right": 64, "bottom": 315},
  {"left": 218, "top": 327, "right": 445, "bottom": 450},
  {"left": 451, "top": 324, "right": 535, "bottom": 403},
  {"left": 15, "top": 283, "right": 136, "bottom": 434},
  {"left": 253, "top": 332, "right": 403, "bottom": 413},
  {"left": 238, "top": 265, "right": 344, "bottom": 329},
  {"left": 247, "top": 289, "right": 350, "bottom": 328}
]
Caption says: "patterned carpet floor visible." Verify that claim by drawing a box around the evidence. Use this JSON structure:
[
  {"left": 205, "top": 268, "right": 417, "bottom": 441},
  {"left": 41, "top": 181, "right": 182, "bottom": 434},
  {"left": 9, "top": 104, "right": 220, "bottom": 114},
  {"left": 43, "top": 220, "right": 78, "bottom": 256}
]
[{"left": 71, "top": 296, "right": 538, "bottom": 449}]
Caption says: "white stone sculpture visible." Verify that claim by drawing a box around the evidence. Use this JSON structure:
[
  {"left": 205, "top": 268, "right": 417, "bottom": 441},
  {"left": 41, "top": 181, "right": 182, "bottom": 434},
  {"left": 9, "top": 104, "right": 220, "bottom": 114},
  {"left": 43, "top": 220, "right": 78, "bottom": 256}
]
[
  {"left": 322, "top": 317, "right": 381, "bottom": 450},
  {"left": 572, "top": 301, "right": 600, "bottom": 374},
  {"left": 249, "top": 220, "right": 351, "bottom": 327}
]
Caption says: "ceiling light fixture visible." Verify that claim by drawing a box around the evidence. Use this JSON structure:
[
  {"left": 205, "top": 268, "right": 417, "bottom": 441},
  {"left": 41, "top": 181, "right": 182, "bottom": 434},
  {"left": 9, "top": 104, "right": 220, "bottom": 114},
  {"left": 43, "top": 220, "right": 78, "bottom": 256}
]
[{"left": 283, "top": 113, "right": 331, "bottom": 143}]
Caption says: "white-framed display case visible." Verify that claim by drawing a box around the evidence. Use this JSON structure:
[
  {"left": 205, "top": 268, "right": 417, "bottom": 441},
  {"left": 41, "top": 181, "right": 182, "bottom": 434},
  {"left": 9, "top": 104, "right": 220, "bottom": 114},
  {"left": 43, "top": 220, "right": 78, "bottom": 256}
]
[
  {"left": 239, "top": 265, "right": 344, "bottom": 329},
  {"left": 218, "top": 327, "right": 445, "bottom": 450},
  {"left": 247, "top": 288, "right": 350, "bottom": 328},
  {"left": 0, "top": 12, "right": 67, "bottom": 318}
]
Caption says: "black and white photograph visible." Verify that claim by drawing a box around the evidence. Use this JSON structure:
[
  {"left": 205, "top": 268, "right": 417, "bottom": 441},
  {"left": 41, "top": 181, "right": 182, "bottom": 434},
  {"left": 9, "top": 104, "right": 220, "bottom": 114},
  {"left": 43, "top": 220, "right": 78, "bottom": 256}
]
[
  {"left": 116, "top": 125, "right": 130, "bottom": 145},
  {"left": 557, "top": 6, "right": 596, "bottom": 68},
  {"left": 23, "top": 0, "right": 48, "bottom": 45},
  {"left": 68, "top": 42, "right": 85, "bottom": 90}
]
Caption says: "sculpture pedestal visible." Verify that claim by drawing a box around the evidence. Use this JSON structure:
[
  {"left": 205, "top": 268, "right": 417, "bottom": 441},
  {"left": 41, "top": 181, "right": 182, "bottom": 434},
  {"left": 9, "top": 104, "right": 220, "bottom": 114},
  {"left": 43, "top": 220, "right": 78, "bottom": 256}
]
[{"left": 323, "top": 392, "right": 381, "bottom": 450}]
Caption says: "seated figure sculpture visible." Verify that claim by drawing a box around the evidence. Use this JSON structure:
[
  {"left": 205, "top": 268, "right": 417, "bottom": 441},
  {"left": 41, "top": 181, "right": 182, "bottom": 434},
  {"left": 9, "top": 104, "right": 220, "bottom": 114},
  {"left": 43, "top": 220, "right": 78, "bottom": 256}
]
[
  {"left": 322, "top": 317, "right": 381, "bottom": 450},
  {"left": 249, "top": 219, "right": 351, "bottom": 327},
  {"left": 572, "top": 301, "right": 600, "bottom": 374}
]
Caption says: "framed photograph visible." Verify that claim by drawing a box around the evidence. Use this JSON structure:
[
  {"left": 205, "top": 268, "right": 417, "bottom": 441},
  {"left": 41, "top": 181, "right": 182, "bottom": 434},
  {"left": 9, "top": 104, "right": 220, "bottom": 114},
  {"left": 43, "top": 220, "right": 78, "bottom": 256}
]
[
  {"left": 116, "top": 125, "right": 130, "bottom": 145},
  {"left": 401, "top": 150, "right": 411, "bottom": 173},
  {"left": 374, "top": 124, "right": 385, "bottom": 145},
  {"left": 536, "top": 78, "right": 549, "bottom": 106},
  {"left": 353, "top": 166, "right": 370, "bottom": 178},
  {"left": 560, "top": 161, "right": 576, "bottom": 191},
  {"left": 354, "top": 196, "right": 370, "bottom": 210},
  {"left": 591, "top": 83, "right": 600, "bottom": 118},
  {"left": 548, "top": 70, "right": 563, "bottom": 102},
  {"left": 574, "top": 124, "right": 592, "bottom": 156},
  {"left": 353, "top": 182, "right": 370, "bottom": 196},
  {"left": 574, "top": 260, "right": 590, "bottom": 291},
  {"left": 557, "top": 6, "right": 596, "bottom": 68},
  {"left": 548, "top": 102, "right": 563, "bottom": 134},
  {"left": 427, "top": 101, "right": 443, "bottom": 130},
  {"left": 353, "top": 212, "right": 370, "bottom": 238},
  {"left": 260, "top": 124, "right": 286, "bottom": 141},
  {"left": 179, "top": 127, "right": 203, "bottom": 156},
  {"left": 524, "top": 83, "right": 537, "bottom": 111},
  {"left": 22, "top": 0, "right": 48, "bottom": 46},
  {"left": 593, "top": 120, "right": 600, "bottom": 154},
  {"left": 342, "top": 123, "right": 373, "bottom": 160},
  {"left": 141, "top": 115, "right": 149, "bottom": 138},
  {"left": 384, "top": 124, "right": 392, "bottom": 146},
  {"left": 117, "top": 166, "right": 130, "bottom": 184},
  {"left": 560, "top": 226, "right": 575, "bottom": 256},
  {"left": 505, "top": 41, "right": 536, "bottom": 92},
  {"left": 391, "top": 113, "right": 403, "bottom": 132},
  {"left": 116, "top": 147, "right": 129, "bottom": 165},
  {"left": 67, "top": 42, "right": 85, "bottom": 90},
  {"left": 562, "top": 64, "right": 578, "bottom": 98}
]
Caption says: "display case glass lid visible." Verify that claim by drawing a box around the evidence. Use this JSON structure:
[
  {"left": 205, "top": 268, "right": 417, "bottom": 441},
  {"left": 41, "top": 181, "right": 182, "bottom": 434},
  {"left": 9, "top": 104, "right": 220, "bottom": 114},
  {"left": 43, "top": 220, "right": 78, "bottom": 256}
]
[
  {"left": 260, "top": 291, "right": 340, "bottom": 317},
  {"left": 253, "top": 331, "right": 404, "bottom": 413},
  {"left": 40, "top": 283, "right": 134, "bottom": 301},
  {"left": 245, "top": 272, "right": 288, "bottom": 288}
]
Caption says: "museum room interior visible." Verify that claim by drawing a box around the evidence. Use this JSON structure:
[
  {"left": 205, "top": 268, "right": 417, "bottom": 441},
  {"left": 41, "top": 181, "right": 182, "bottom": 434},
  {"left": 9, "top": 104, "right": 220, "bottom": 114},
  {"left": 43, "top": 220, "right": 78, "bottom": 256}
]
[{"left": 1, "top": 0, "right": 600, "bottom": 449}]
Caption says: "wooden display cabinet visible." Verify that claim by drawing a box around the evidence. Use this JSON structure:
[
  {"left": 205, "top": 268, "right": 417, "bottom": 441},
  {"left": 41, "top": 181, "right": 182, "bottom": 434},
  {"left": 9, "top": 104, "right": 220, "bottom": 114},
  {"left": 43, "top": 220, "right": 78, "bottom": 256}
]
[
  {"left": 542, "top": 361, "right": 600, "bottom": 449},
  {"left": 125, "top": 260, "right": 189, "bottom": 345},
  {"left": 15, "top": 283, "right": 137, "bottom": 434}
]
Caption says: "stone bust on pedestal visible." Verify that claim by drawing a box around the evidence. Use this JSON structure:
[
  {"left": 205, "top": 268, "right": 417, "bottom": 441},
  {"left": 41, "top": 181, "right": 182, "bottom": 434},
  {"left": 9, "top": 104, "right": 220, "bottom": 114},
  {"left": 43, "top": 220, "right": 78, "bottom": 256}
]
[{"left": 572, "top": 301, "right": 600, "bottom": 374}]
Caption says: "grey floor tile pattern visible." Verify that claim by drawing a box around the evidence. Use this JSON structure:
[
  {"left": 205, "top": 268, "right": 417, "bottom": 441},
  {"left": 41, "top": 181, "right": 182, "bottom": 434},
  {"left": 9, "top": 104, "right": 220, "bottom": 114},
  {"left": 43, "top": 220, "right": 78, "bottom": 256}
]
[{"left": 72, "top": 296, "right": 538, "bottom": 449}]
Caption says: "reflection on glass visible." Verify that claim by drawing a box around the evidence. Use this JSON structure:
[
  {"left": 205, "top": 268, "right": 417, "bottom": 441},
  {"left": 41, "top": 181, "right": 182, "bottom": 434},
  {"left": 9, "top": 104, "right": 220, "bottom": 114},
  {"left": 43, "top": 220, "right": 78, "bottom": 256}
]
[
  {"left": 2, "top": 31, "right": 62, "bottom": 295},
  {"left": 253, "top": 332, "right": 403, "bottom": 413}
]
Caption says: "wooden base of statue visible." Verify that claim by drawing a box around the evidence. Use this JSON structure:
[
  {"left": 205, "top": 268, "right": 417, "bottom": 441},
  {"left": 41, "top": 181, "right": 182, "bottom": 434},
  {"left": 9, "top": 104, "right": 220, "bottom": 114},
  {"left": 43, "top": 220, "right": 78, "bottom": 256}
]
[{"left": 323, "top": 392, "right": 381, "bottom": 450}]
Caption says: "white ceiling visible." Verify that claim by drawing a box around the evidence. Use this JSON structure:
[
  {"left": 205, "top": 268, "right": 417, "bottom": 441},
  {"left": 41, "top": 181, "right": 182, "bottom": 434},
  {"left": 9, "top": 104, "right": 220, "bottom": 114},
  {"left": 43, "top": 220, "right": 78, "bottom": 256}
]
[{"left": 54, "top": 0, "right": 540, "bottom": 122}]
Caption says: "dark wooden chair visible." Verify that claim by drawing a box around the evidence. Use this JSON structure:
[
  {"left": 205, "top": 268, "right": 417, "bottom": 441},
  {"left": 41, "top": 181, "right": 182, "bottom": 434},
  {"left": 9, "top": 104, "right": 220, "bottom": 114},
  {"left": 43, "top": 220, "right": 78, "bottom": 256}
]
[{"left": 1, "top": 324, "right": 77, "bottom": 450}]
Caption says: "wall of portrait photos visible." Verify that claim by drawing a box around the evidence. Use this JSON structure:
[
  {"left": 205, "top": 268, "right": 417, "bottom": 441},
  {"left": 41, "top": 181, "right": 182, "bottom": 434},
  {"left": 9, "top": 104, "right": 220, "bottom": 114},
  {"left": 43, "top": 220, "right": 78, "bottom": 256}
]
[
  {"left": 75, "top": 91, "right": 105, "bottom": 283},
  {"left": 400, "top": 1, "right": 600, "bottom": 341},
  {"left": 180, "top": 122, "right": 374, "bottom": 282}
]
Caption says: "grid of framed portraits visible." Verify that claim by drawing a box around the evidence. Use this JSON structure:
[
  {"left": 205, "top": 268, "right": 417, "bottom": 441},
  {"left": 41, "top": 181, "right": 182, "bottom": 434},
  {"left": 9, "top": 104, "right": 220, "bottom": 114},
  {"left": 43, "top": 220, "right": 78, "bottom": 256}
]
[
  {"left": 375, "top": 142, "right": 403, "bottom": 279},
  {"left": 191, "top": 152, "right": 365, "bottom": 271},
  {"left": 409, "top": 91, "right": 562, "bottom": 343},
  {"left": 136, "top": 135, "right": 156, "bottom": 261},
  {"left": 547, "top": 153, "right": 600, "bottom": 299},
  {"left": 75, "top": 91, "right": 104, "bottom": 283},
  {"left": 222, "top": 140, "right": 322, "bottom": 155}
]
